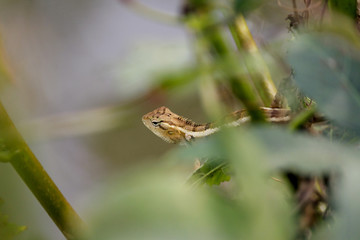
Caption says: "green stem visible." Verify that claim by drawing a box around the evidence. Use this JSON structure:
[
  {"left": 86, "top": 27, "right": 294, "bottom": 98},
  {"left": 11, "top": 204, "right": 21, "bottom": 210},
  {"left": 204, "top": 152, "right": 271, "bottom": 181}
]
[
  {"left": 229, "top": 76, "right": 267, "bottom": 123},
  {"left": 288, "top": 106, "right": 316, "bottom": 131},
  {"left": 187, "top": 15, "right": 267, "bottom": 122},
  {"left": 0, "top": 102, "right": 85, "bottom": 239},
  {"left": 229, "top": 15, "right": 277, "bottom": 106},
  {"left": 204, "top": 25, "right": 266, "bottom": 122}
]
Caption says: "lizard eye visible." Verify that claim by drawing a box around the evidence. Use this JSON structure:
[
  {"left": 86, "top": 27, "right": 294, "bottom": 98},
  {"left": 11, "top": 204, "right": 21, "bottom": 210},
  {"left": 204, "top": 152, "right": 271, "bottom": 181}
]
[{"left": 151, "top": 120, "right": 163, "bottom": 127}]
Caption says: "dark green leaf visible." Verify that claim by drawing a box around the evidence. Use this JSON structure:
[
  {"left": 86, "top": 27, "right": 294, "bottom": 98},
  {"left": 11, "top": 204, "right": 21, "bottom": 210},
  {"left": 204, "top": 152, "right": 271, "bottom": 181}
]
[
  {"left": 272, "top": 74, "right": 307, "bottom": 111},
  {"left": 87, "top": 167, "right": 250, "bottom": 240},
  {"left": 157, "top": 68, "right": 199, "bottom": 90},
  {"left": 234, "top": 0, "right": 264, "bottom": 14},
  {"left": 328, "top": 0, "right": 357, "bottom": 19},
  {"left": 330, "top": 163, "right": 360, "bottom": 239},
  {"left": 249, "top": 127, "right": 359, "bottom": 173},
  {"left": 287, "top": 34, "right": 360, "bottom": 135},
  {"left": 187, "top": 160, "right": 230, "bottom": 187},
  {"left": 178, "top": 127, "right": 359, "bottom": 174}
]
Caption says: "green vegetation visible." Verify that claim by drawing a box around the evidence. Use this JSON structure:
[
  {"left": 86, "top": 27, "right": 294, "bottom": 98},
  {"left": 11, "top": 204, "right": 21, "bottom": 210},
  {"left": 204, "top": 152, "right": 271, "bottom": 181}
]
[{"left": 1, "top": 0, "right": 360, "bottom": 239}]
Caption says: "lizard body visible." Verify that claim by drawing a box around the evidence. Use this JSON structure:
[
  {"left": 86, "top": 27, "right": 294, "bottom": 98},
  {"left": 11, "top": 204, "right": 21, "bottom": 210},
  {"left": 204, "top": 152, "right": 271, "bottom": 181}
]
[{"left": 142, "top": 106, "right": 291, "bottom": 144}]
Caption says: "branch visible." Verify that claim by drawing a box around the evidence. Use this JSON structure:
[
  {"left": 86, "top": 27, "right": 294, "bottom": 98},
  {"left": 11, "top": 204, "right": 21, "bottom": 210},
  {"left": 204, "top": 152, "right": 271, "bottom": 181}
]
[
  {"left": 229, "top": 15, "right": 277, "bottom": 106},
  {"left": 0, "top": 102, "right": 86, "bottom": 240}
]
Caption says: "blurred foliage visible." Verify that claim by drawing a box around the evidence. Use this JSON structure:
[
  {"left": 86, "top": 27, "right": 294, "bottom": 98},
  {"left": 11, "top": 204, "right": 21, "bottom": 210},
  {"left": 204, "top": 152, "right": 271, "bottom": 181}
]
[
  {"left": 0, "top": 37, "right": 14, "bottom": 88},
  {"left": 272, "top": 73, "right": 307, "bottom": 111},
  {"left": 288, "top": 33, "right": 360, "bottom": 136},
  {"left": 0, "top": 199, "right": 26, "bottom": 240},
  {"left": 88, "top": 1, "right": 360, "bottom": 239},
  {"left": 87, "top": 158, "right": 293, "bottom": 240},
  {"left": 328, "top": 0, "right": 357, "bottom": 19},
  {"left": 187, "top": 160, "right": 230, "bottom": 187},
  {"left": 234, "top": 0, "right": 265, "bottom": 15},
  {"left": 114, "top": 41, "right": 193, "bottom": 98},
  {"left": 1, "top": 0, "right": 360, "bottom": 239}
]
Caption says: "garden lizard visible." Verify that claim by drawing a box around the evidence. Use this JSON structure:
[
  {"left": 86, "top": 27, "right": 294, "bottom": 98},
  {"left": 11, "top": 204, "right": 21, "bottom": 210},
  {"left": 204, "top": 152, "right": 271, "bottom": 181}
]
[{"left": 142, "top": 106, "right": 291, "bottom": 144}]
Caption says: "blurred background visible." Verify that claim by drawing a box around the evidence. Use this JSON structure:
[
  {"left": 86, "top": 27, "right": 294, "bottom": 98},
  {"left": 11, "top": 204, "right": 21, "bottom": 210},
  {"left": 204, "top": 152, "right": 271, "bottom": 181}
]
[
  {"left": 0, "top": 1, "right": 195, "bottom": 239},
  {"left": 0, "top": 0, "right": 299, "bottom": 239}
]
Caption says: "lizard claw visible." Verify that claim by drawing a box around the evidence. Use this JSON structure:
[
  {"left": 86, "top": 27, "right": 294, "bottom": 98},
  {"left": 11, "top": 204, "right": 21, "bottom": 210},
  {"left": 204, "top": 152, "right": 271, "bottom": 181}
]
[{"left": 185, "top": 133, "right": 194, "bottom": 142}]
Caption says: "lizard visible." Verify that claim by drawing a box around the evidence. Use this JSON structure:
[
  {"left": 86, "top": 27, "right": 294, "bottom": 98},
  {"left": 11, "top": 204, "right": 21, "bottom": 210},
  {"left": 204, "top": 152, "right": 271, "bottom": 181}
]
[
  {"left": 142, "top": 105, "right": 330, "bottom": 234},
  {"left": 142, "top": 106, "right": 292, "bottom": 145}
]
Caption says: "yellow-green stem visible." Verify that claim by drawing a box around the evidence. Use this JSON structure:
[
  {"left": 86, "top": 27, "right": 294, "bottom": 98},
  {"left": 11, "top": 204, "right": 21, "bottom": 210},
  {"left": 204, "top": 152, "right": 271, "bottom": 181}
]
[
  {"left": 0, "top": 102, "right": 85, "bottom": 239},
  {"left": 230, "top": 15, "right": 277, "bottom": 106}
]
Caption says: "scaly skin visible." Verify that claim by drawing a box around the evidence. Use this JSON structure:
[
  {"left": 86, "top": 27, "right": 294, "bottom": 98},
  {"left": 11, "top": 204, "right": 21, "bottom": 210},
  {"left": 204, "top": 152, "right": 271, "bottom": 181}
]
[{"left": 142, "top": 106, "right": 291, "bottom": 144}]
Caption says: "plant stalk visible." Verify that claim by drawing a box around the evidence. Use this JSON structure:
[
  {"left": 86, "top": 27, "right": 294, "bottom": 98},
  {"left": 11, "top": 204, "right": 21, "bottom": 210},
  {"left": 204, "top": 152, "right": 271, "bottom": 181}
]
[
  {"left": 0, "top": 102, "right": 85, "bottom": 240},
  {"left": 230, "top": 15, "right": 277, "bottom": 106}
]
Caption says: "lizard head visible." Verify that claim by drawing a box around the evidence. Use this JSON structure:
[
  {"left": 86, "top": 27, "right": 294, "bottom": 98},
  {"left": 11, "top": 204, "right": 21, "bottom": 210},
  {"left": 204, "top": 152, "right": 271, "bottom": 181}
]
[{"left": 142, "top": 106, "right": 186, "bottom": 144}]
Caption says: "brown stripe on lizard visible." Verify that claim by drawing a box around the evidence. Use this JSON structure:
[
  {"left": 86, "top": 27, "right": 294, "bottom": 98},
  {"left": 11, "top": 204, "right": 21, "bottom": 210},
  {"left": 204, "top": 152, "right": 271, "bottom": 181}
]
[{"left": 142, "top": 106, "right": 292, "bottom": 145}]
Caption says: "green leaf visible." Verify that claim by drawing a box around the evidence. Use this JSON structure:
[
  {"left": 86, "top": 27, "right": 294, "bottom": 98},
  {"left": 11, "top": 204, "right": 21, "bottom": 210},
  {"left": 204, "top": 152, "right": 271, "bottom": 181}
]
[
  {"left": 156, "top": 67, "right": 200, "bottom": 90},
  {"left": 272, "top": 74, "right": 307, "bottom": 111},
  {"left": 249, "top": 127, "right": 359, "bottom": 173},
  {"left": 230, "top": 127, "right": 360, "bottom": 239},
  {"left": 178, "top": 126, "right": 359, "bottom": 174},
  {"left": 313, "top": 162, "right": 360, "bottom": 240},
  {"left": 113, "top": 40, "right": 193, "bottom": 98},
  {"left": 234, "top": 0, "right": 265, "bottom": 15},
  {"left": 287, "top": 34, "right": 360, "bottom": 135},
  {"left": 187, "top": 160, "right": 230, "bottom": 187},
  {"left": 0, "top": 199, "right": 26, "bottom": 240},
  {"left": 175, "top": 129, "right": 295, "bottom": 240},
  {"left": 87, "top": 167, "right": 249, "bottom": 240},
  {"left": 328, "top": 0, "right": 357, "bottom": 19},
  {"left": 330, "top": 163, "right": 360, "bottom": 239}
]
